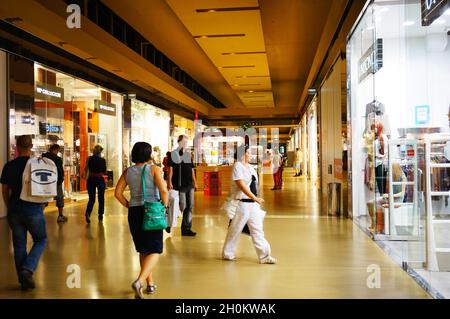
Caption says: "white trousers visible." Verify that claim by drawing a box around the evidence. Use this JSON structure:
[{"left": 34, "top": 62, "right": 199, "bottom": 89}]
[{"left": 222, "top": 202, "right": 271, "bottom": 260}]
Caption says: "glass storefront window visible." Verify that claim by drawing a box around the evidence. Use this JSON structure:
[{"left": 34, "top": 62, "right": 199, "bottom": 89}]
[
  {"left": 130, "top": 99, "right": 170, "bottom": 166},
  {"left": 8, "top": 55, "right": 123, "bottom": 199},
  {"left": 348, "top": 0, "right": 450, "bottom": 298}
]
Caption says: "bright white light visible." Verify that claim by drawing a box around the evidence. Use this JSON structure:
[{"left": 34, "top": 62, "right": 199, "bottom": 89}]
[
  {"left": 380, "top": 7, "right": 389, "bottom": 13},
  {"left": 444, "top": 8, "right": 450, "bottom": 16},
  {"left": 367, "top": 25, "right": 375, "bottom": 31},
  {"left": 403, "top": 21, "right": 415, "bottom": 26}
]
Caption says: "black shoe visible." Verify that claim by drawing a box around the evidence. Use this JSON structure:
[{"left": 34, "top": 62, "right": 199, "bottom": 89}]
[
  {"left": 19, "top": 269, "right": 35, "bottom": 290},
  {"left": 181, "top": 229, "right": 197, "bottom": 237},
  {"left": 270, "top": 188, "right": 277, "bottom": 191},
  {"left": 85, "top": 213, "right": 91, "bottom": 224},
  {"left": 165, "top": 227, "right": 171, "bottom": 233},
  {"left": 98, "top": 215, "right": 103, "bottom": 222}
]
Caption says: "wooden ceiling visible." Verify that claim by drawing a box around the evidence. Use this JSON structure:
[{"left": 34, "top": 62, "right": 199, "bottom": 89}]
[{"left": 165, "top": 0, "right": 333, "bottom": 111}]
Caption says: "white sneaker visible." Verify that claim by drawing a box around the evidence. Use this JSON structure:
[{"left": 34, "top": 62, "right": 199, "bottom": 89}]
[
  {"left": 260, "top": 256, "right": 277, "bottom": 264},
  {"left": 223, "top": 256, "right": 236, "bottom": 261}
]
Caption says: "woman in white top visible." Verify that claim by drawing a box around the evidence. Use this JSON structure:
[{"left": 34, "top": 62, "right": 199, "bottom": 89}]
[{"left": 222, "top": 145, "right": 277, "bottom": 264}]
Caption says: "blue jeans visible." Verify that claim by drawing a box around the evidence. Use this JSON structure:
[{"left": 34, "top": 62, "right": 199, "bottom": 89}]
[
  {"left": 8, "top": 202, "right": 47, "bottom": 278},
  {"left": 86, "top": 177, "right": 106, "bottom": 217}
]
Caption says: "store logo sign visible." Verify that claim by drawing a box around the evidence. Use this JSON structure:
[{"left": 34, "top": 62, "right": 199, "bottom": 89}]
[
  {"left": 94, "top": 100, "right": 116, "bottom": 116},
  {"left": 39, "top": 122, "right": 63, "bottom": 135},
  {"left": 359, "top": 39, "right": 383, "bottom": 83},
  {"left": 421, "top": 0, "right": 450, "bottom": 26},
  {"left": 35, "top": 82, "right": 64, "bottom": 105}
]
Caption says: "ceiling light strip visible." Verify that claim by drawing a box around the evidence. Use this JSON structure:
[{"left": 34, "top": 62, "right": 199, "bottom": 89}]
[
  {"left": 193, "top": 33, "right": 245, "bottom": 38},
  {"left": 222, "top": 51, "right": 266, "bottom": 55},
  {"left": 236, "top": 75, "right": 270, "bottom": 78},
  {"left": 219, "top": 65, "right": 255, "bottom": 69},
  {"left": 196, "top": 7, "right": 260, "bottom": 13}
]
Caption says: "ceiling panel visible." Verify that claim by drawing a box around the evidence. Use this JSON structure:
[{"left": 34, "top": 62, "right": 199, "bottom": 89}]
[{"left": 166, "top": 0, "right": 275, "bottom": 108}]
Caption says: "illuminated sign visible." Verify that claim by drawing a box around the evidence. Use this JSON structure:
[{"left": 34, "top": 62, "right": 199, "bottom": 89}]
[
  {"left": 421, "top": 0, "right": 450, "bottom": 26},
  {"left": 35, "top": 82, "right": 64, "bottom": 104},
  {"left": 39, "top": 122, "right": 63, "bottom": 135},
  {"left": 94, "top": 100, "right": 116, "bottom": 116},
  {"left": 359, "top": 39, "right": 383, "bottom": 83}
]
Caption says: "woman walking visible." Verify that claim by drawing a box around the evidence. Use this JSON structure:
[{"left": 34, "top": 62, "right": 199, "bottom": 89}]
[
  {"left": 115, "top": 142, "right": 169, "bottom": 298},
  {"left": 83, "top": 145, "right": 107, "bottom": 223},
  {"left": 222, "top": 144, "right": 277, "bottom": 264}
]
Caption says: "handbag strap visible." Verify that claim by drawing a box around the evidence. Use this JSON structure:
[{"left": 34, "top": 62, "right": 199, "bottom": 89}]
[
  {"left": 141, "top": 164, "right": 160, "bottom": 201},
  {"left": 141, "top": 164, "right": 148, "bottom": 199}
]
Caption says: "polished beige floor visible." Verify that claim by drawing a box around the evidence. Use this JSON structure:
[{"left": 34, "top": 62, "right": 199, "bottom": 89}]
[{"left": 0, "top": 169, "right": 429, "bottom": 299}]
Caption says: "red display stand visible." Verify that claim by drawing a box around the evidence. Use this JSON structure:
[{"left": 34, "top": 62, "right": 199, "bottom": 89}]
[{"left": 204, "top": 171, "right": 222, "bottom": 196}]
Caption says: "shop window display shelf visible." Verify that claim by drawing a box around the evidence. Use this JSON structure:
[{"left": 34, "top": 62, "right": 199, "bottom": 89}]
[{"left": 425, "top": 135, "right": 450, "bottom": 272}]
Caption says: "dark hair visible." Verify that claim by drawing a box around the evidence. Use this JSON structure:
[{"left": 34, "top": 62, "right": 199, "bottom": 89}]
[
  {"left": 17, "top": 135, "right": 33, "bottom": 150},
  {"left": 234, "top": 144, "right": 250, "bottom": 161},
  {"left": 131, "top": 142, "right": 152, "bottom": 164},
  {"left": 166, "top": 151, "right": 171, "bottom": 158},
  {"left": 49, "top": 144, "right": 60, "bottom": 152},
  {"left": 178, "top": 135, "right": 187, "bottom": 143}
]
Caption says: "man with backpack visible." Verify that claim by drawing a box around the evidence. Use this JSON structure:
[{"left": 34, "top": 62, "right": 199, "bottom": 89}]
[{"left": 1, "top": 135, "right": 48, "bottom": 290}]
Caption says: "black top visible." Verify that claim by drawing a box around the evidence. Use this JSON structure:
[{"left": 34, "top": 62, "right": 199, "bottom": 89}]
[
  {"left": 88, "top": 155, "right": 107, "bottom": 174},
  {"left": 168, "top": 149, "right": 194, "bottom": 191},
  {"left": 42, "top": 152, "right": 64, "bottom": 184},
  {"left": 0, "top": 156, "right": 29, "bottom": 207}
]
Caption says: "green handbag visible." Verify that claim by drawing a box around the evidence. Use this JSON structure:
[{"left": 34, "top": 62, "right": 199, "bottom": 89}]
[{"left": 141, "top": 164, "right": 167, "bottom": 231}]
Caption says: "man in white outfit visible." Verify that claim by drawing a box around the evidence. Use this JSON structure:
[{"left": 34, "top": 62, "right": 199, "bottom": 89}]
[{"left": 222, "top": 145, "right": 277, "bottom": 264}]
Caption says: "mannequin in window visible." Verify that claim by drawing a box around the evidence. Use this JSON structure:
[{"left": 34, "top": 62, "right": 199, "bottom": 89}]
[
  {"left": 374, "top": 121, "right": 388, "bottom": 195},
  {"left": 365, "top": 100, "right": 391, "bottom": 138}
]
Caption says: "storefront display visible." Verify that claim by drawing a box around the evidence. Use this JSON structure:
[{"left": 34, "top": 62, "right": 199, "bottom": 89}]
[
  {"left": 347, "top": 0, "right": 450, "bottom": 298},
  {"left": 172, "top": 114, "right": 194, "bottom": 150},
  {"left": 129, "top": 99, "right": 170, "bottom": 167},
  {"left": 307, "top": 100, "right": 319, "bottom": 182},
  {"left": 7, "top": 53, "right": 123, "bottom": 198}
]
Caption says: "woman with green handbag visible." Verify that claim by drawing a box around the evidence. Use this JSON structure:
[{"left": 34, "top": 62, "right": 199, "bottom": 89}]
[{"left": 115, "top": 142, "right": 169, "bottom": 299}]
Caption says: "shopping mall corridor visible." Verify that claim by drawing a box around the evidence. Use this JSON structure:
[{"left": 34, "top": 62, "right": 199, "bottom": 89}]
[{"left": 0, "top": 169, "right": 429, "bottom": 299}]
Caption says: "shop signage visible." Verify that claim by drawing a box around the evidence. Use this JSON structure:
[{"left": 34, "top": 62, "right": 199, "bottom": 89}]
[
  {"left": 94, "top": 100, "right": 116, "bottom": 116},
  {"left": 35, "top": 82, "right": 64, "bottom": 105},
  {"left": 415, "top": 105, "right": 430, "bottom": 125},
  {"left": 39, "top": 122, "right": 63, "bottom": 135},
  {"left": 421, "top": 0, "right": 450, "bottom": 26},
  {"left": 359, "top": 39, "right": 383, "bottom": 83},
  {"left": 21, "top": 115, "right": 35, "bottom": 125}
]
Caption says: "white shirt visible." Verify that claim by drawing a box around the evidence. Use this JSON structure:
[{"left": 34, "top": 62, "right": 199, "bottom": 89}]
[{"left": 231, "top": 161, "right": 258, "bottom": 200}]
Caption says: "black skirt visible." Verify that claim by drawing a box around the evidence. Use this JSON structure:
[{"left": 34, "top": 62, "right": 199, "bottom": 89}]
[{"left": 128, "top": 206, "right": 163, "bottom": 254}]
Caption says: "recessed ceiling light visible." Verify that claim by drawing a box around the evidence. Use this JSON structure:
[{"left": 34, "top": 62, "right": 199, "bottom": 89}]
[
  {"left": 403, "top": 21, "right": 415, "bottom": 26},
  {"left": 248, "top": 90, "right": 254, "bottom": 93}
]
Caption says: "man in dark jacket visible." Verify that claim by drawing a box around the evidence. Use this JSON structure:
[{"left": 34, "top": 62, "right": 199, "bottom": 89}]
[{"left": 43, "top": 144, "right": 67, "bottom": 223}]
